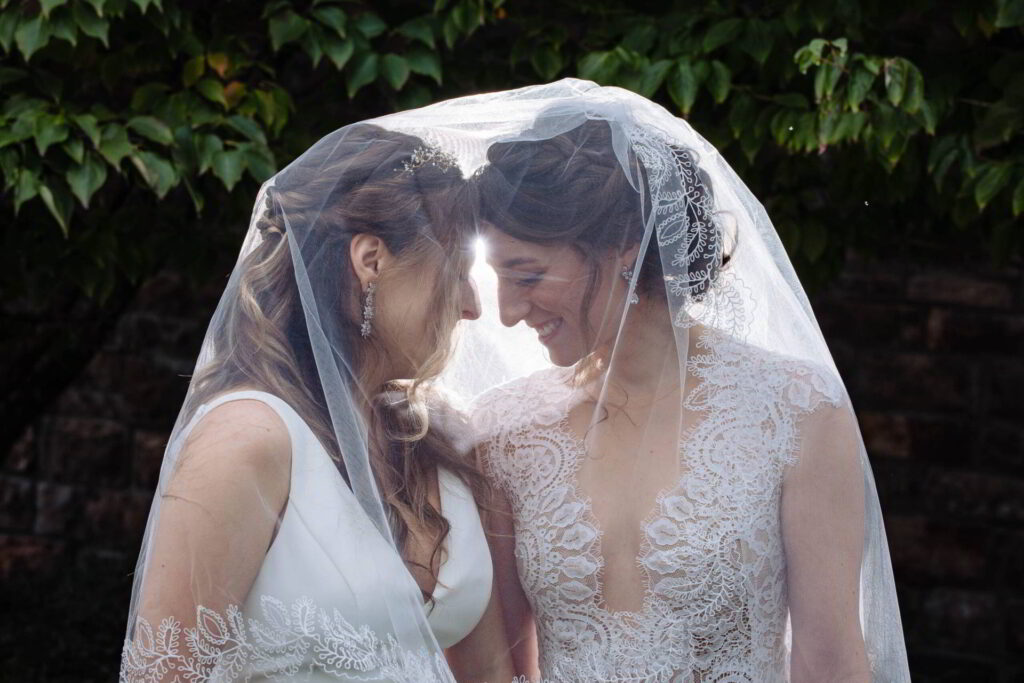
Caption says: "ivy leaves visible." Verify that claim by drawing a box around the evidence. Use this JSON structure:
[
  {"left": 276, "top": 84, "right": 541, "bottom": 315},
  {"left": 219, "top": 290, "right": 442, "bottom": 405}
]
[{"left": 0, "top": 0, "right": 492, "bottom": 243}]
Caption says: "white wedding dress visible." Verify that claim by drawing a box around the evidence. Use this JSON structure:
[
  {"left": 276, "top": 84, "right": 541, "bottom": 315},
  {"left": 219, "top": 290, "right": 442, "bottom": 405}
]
[
  {"left": 472, "top": 330, "right": 845, "bottom": 682},
  {"left": 121, "top": 390, "right": 492, "bottom": 682}
]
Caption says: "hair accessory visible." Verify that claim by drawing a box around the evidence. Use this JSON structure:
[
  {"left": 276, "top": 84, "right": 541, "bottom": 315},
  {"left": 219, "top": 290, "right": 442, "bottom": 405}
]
[
  {"left": 360, "top": 281, "right": 377, "bottom": 337},
  {"left": 621, "top": 265, "right": 640, "bottom": 305},
  {"left": 398, "top": 145, "right": 459, "bottom": 174}
]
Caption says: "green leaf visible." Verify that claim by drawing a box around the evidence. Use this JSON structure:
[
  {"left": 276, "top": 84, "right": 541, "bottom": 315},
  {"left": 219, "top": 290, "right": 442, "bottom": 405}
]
[
  {"left": 72, "top": 2, "right": 109, "bottom": 47},
  {"left": 847, "top": 67, "right": 875, "bottom": 110},
  {"left": 702, "top": 18, "right": 743, "bottom": 54},
  {"left": 197, "top": 133, "right": 224, "bottom": 175},
  {"left": 406, "top": 46, "right": 441, "bottom": 84},
  {"left": 742, "top": 19, "right": 774, "bottom": 65},
  {"left": 884, "top": 58, "right": 907, "bottom": 107},
  {"left": 50, "top": 9, "right": 77, "bottom": 46},
  {"left": 132, "top": 0, "right": 160, "bottom": 14},
  {"left": 63, "top": 137, "right": 84, "bottom": 163},
  {"left": 668, "top": 60, "right": 700, "bottom": 115},
  {"left": 39, "top": 181, "right": 74, "bottom": 236},
  {"left": 579, "top": 51, "right": 620, "bottom": 84},
  {"left": 396, "top": 16, "right": 434, "bottom": 49},
  {"left": 41, "top": 0, "right": 67, "bottom": 18},
  {"left": 66, "top": 153, "right": 107, "bottom": 208},
  {"left": 346, "top": 52, "right": 379, "bottom": 98},
  {"left": 974, "top": 163, "right": 1012, "bottom": 209},
  {"left": 918, "top": 99, "right": 938, "bottom": 135},
  {"left": 0, "top": 10, "right": 20, "bottom": 53},
  {"left": 813, "top": 63, "right": 840, "bottom": 102},
  {"left": 196, "top": 78, "right": 228, "bottom": 108},
  {"left": 182, "top": 55, "right": 205, "bottom": 86},
  {"left": 353, "top": 12, "right": 386, "bottom": 39},
  {"left": 902, "top": 62, "right": 925, "bottom": 114},
  {"left": 127, "top": 115, "right": 173, "bottom": 145},
  {"left": 98, "top": 123, "right": 134, "bottom": 167},
  {"left": 973, "top": 103, "right": 1022, "bottom": 150},
  {"left": 321, "top": 33, "right": 355, "bottom": 70},
  {"left": 396, "top": 81, "right": 432, "bottom": 111},
  {"left": 211, "top": 148, "right": 245, "bottom": 190},
  {"left": 131, "top": 82, "right": 171, "bottom": 111},
  {"left": 636, "top": 59, "right": 672, "bottom": 98},
  {"left": 73, "top": 113, "right": 102, "bottom": 147},
  {"left": 226, "top": 114, "right": 268, "bottom": 145},
  {"left": 34, "top": 114, "right": 69, "bottom": 155},
  {"left": 531, "top": 45, "right": 563, "bottom": 82},
  {"left": 241, "top": 143, "right": 276, "bottom": 182},
  {"left": 727, "top": 95, "right": 756, "bottom": 139},
  {"left": 707, "top": 60, "right": 731, "bottom": 104},
  {"left": 311, "top": 5, "right": 347, "bottom": 37},
  {"left": 301, "top": 27, "right": 324, "bottom": 67},
  {"left": 268, "top": 10, "right": 309, "bottom": 51},
  {"left": 995, "top": 0, "right": 1024, "bottom": 28},
  {"left": 131, "top": 150, "right": 177, "bottom": 198},
  {"left": 15, "top": 14, "right": 53, "bottom": 61},
  {"left": 1013, "top": 176, "right": 1024, "bottom": 216},
  {"left": 381, "top": 53, "right": 411, "bottom": 90},
  {"left": 14, "top": 168, "right": 40, "bottom": 214}
]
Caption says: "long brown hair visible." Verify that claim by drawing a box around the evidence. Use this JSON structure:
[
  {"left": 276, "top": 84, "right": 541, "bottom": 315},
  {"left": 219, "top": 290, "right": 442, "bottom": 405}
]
[{"left": 189, "top": 123, "right": 487, "bottom": 598}]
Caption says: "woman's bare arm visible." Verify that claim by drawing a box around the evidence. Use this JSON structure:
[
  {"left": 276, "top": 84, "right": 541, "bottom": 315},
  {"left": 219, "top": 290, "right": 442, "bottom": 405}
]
[
  {"left": 782, "top": 401, "right": 870, "bottom": 683},
  {"left": 134, "top": 399, "right": 291, "bottom": 643}
]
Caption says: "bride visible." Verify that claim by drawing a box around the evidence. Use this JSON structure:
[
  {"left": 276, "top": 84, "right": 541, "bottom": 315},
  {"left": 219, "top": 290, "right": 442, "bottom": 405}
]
[
  {"left": 119, "top": 123, "right": 513, "bottom": 682},
  {"left": 462, "top": 83, "right": 911, "bottom": 681}
]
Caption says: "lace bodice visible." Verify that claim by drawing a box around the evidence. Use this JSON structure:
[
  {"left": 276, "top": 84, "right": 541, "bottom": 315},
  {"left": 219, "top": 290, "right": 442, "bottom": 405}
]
[
  {"left": 121, "top": 391, "right": 492, "bottom": 682},
  {"left": 473, "top": 332, "right": 843, "bottom": 682}
]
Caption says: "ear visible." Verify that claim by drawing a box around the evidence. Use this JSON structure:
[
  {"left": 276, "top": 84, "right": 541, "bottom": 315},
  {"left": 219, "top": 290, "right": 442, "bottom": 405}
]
[
  {"left": 618, "top": 241, "right": 642, "bottom": 268},
  {"left": 349, "top": 233, "right": 393, "bottom": 290}
]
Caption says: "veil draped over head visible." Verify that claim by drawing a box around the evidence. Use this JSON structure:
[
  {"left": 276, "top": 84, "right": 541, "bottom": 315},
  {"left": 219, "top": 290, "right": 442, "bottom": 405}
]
[{"left": 121, "top": 78, "right": 908, "bottom": 682}]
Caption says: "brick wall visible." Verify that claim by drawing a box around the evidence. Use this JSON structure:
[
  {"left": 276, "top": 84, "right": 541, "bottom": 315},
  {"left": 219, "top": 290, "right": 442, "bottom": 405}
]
[{"left": 2, "top": 252, "right": 1022, "bottom": 680}]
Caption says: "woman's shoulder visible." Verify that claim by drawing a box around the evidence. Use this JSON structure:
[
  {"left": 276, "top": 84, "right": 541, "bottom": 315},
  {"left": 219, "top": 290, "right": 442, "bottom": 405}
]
[
  {"left": 693, "top": 330, "right": 845, "bottom": 414},
  {"left": 469, "top": 366, "right": 571, "bottom": 439}
]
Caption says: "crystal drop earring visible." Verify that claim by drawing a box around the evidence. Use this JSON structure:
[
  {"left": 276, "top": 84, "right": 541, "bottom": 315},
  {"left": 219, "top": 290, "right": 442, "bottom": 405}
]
[
  {"left": 621, "top": 265, "right": 640, "bottom": 305},
  {"left": 360, "top": 281, "right": 377, "bottom": 338}
]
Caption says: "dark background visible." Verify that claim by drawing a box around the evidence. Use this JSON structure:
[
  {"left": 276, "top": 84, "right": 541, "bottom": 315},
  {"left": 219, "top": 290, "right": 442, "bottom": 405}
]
[{"left": 2, "top": 1, "right": 1022, "bottom": 680}]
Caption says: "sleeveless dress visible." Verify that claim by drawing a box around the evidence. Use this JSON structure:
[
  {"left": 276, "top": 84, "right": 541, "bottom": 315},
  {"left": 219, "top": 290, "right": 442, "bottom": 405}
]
[
  {"left": 121, "top": 390, "right": 492, "bottom": 682},
  {"left": 472, "top": 332, "right": 844, "bottom": 682}
]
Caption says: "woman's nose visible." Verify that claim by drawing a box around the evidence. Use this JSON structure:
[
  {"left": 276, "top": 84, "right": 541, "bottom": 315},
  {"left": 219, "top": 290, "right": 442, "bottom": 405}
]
[
  {"left": 461, "top": 278, "right": 481, "bottom": 321},
  {"left": 497, "top": 281, "right": 530, "bottom": 327}
]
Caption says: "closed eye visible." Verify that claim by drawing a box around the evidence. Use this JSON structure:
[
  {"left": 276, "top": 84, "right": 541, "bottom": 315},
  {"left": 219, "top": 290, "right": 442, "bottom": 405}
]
[{"left": 497, "top": 269, "right": 545, "bottom": 287}]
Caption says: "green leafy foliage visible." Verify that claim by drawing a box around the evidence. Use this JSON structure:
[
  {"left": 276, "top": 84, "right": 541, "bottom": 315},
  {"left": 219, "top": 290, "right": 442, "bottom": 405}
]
[
  {"left": 0, "top": 0, "right": 497, "bottom": 305},
  {"left": 0, "top": 0, "right": 1021, "bottom": 308}
]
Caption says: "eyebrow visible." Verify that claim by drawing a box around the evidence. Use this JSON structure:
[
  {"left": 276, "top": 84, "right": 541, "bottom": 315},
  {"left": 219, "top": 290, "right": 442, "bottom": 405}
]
[{"left": 498, "top": 257, "right": 540, "bottom": 268}]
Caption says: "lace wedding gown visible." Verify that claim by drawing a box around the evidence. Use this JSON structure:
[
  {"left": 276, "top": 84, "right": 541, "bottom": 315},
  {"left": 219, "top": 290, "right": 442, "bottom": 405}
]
[
  {"left": 473, "top": 330, "right": 845, "bottom": 682},
  {"left": 121, "top": 391, "right": 493, "bottom": 682}
]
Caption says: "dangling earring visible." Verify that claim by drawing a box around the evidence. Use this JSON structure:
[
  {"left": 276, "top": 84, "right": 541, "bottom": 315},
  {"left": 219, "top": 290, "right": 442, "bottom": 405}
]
[
  {"left": 360, "top": 281, "right": 377, "bottom": 338},
  {"left": 621, "top": 265, "right": 640, "bottom": 305}
]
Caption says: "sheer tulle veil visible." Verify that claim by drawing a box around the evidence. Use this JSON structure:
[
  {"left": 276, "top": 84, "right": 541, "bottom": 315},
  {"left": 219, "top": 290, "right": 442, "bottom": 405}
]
[{"left": 120, "top": 78, "right": 909, "bottom": 681}]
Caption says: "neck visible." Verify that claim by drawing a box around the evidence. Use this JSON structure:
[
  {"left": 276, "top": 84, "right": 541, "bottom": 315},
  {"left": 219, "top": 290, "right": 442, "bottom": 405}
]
[{"left": 593, "top": 297, "right": 695, "bottom": 401}]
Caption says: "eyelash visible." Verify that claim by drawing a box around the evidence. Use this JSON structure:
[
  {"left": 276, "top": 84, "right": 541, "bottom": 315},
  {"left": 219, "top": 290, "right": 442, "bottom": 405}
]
[{"left": 516, "top": 273, "right": 543, "bottom": 287}]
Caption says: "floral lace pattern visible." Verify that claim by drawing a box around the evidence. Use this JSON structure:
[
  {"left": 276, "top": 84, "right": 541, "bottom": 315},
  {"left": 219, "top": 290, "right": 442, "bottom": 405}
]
[
  {"left": 473, "top": 330, "right": 843, "bottom": 682},
  {"left": 120, "top": 595, "right": 452, "bottom": 683}
]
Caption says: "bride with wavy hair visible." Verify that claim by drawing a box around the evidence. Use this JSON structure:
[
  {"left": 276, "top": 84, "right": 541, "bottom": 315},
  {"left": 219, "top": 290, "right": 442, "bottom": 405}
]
[{"left": 119, "top": 122, "right": 513, "bottom": 682}]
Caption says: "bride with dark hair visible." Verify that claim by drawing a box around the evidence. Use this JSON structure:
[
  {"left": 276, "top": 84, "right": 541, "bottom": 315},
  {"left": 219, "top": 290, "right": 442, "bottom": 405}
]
[{"left": 464, "top": 85, "right": 909, "bottom": 682}]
